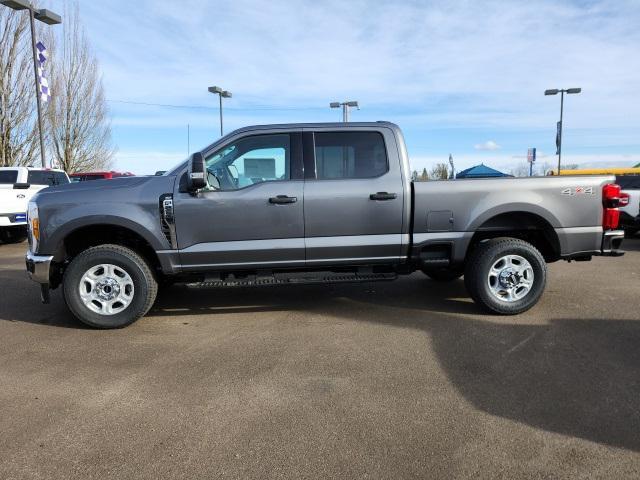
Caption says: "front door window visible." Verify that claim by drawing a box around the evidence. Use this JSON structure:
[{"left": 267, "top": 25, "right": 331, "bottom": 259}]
[{"left": 205, "top": 134, "right": 290, "bottom": 190}]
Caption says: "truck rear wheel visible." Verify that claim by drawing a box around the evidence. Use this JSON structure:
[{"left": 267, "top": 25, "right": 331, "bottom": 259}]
[
  {"left": 464, "top": 238, "right": 546, "bottom": 315},
  {"left": 63, "top": 244, "right": 158, "bottom": 328}
]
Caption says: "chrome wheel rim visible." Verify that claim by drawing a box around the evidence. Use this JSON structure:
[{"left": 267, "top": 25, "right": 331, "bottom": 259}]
[
  {"left": 79, "top": 264, "right": 134, "bottom": 315},
  {"left": 487, "top": 254, "right": 534, "bottom": 302}
]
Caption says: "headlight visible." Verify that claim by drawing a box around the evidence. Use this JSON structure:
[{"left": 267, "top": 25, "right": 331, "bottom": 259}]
[{"left": 27, "top": 201, "right": 39, "bottom": 252}]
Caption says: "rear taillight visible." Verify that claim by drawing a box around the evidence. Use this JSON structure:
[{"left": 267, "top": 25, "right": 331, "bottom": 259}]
[
  {"left": 602, "top": 183, "right": 621, "bottom": 230},
  {"left": 619, "top": 192, "right": 630, "bottom": 207}
]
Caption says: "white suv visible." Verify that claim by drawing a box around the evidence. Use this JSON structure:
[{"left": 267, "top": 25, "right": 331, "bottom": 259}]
[{"left": 0, "top": 167, "right": 69, "bottom": 243}]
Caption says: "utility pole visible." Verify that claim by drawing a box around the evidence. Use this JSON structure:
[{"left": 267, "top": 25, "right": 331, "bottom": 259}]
[
  {"left": 208, "top": 86, "right": 232, "bottom": 136},
  {"left": 1, "top": 0, "right": 62, "bottom": 168},
  {"left": 330, "top": 101, "right": 359, "bottom": 122},
  {"left": 544, "top": 87, "right": 581, "bottom": 174}
]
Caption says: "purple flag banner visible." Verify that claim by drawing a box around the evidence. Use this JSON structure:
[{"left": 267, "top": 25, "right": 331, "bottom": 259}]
[{"left": 35, "top": 41, "right": 51, "bottom": 104}]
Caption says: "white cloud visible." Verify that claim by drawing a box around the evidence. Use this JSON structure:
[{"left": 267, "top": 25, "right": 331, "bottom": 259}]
[
  {"left": 66, "top": 0, "right": 640, "bottom": 172},
  {"left": 474, "top": 140, "right": 501, "bottom": 151},
  {"left": 77, "top": 0, "right": 640, "bottom": 128}
]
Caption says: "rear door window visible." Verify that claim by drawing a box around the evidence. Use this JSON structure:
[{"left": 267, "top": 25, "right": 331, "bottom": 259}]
[
  {"left": 0, "top": 170, "right": 18, "bottom": 184},
  {"left": 28, "top": 171, "right": 69, "bottom": 186},
  {"left": 313, "top": 131, "right": 388, "bottom": 179}
]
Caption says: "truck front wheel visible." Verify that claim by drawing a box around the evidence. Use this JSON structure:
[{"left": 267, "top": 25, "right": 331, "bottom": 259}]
[
  {"left": 464, "top": 238, "right": 546, "bottom": 315},
  {"left": 63, "top": 244, "right": 158, "bottom": 328}
]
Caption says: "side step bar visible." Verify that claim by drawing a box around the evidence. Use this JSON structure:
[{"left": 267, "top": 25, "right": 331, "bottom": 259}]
[{"left": 186, "top": 271, "right": 398, "bottom": 289}]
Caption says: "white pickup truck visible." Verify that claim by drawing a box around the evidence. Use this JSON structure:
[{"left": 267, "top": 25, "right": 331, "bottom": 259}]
[{"left": 0, "top": 167, "right": 69, "bottom": 243}]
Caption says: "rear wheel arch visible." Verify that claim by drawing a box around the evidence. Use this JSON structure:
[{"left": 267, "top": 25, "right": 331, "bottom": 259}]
[{"left": 466, "top": 211, "right": 561, "bottom": 262}]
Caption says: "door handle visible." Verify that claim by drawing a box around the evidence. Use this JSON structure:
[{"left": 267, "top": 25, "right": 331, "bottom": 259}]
[
  {"left": 269, "top": 195, "right": 297, "bottom": 204},
  {"left": 369, "top": 192, "right": 397, "bottom": 201}
]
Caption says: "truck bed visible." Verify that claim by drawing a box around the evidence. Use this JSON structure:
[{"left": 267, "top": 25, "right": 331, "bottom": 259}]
[{"left": 411, "top": 175, "right": 615, "bottom": 263}]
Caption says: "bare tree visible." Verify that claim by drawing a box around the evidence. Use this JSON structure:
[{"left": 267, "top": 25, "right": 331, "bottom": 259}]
[
  {"left": 45, "top": 2, "right": 114, "bottom": 172},
  {"left": 510, "top": 161, "right": 530, "bottom": 177},
  {"left": 0, "top": 9, "right": 40, "bottom": 167},
  {"left": 430, "top": 163, "right": 449, "bottom": 180}
]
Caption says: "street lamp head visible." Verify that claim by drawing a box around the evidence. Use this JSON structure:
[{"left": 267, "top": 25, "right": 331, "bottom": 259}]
[
  {"left": 345, "top": 101, "right": 359, "bottom": 107},
  {"left": 34, "top": 9, "right": 61, "bottom": 25},
  {"left": 208, "top": 86, "right": 223, "bottom": 94},
  {"left": 329, "top": 102, "right": 340, "bottom": 108},
  {"left": 221, "top": 90, "right": 232, "bottom": 98},
  {"left": 566, "top": 88, "right": 581, "bottom": 94},
  {"left": 544, "top": 89, "right": 559, "bottom": 96},
  {"left": 0, "top": 0, "right": 30, "bottom": 10}
]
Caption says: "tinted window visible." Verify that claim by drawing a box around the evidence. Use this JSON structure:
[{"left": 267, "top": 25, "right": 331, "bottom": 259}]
[
  {"left": 205, "top": 134, "right": 290, "bottom": 190},
  {"left": 0, "top": 170, "right": 18, "bottom": 184},
  {"left": 27, "top": 171, "right": 69, "bottom": 186},
  {"left": 616, "top": 175, "right": 640, "bottom": 189},
  {"left": 314, "top": 131, "right": 388, "bottom": 179}
]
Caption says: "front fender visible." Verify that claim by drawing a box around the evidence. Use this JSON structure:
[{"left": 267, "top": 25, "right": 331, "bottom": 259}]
[{"left": 43, "top": 214, "right": 168, "bottom": 262}]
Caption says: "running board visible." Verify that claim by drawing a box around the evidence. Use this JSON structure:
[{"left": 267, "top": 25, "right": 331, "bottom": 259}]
[{"left": 186, "top": 271, "right": 397, "bottom": 289}]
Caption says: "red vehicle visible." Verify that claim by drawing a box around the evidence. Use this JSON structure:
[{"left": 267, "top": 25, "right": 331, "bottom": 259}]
[{"left": 69, "top": 171, "right": 134, "bottom": 182}]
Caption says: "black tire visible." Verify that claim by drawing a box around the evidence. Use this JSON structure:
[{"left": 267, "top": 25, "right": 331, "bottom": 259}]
[
  {"left": 624, "top": 228, "right": 639, "bottom": 238},
  {"left": 0, "top": 227, "right": 27, "bottom": 244},
  {"left": 422, "top": 267, "right": 463, "bottom": 282},
  {"left": 63, "top": 244, "right": 158, "bottom": 328},
  {"left": 464, "top": 237, "right": 546, "bottom": 315}
]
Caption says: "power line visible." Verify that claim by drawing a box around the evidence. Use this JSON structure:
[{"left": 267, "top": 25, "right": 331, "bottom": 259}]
[{"left": 107, "top": 99, "right": 327, "bottom": 112}]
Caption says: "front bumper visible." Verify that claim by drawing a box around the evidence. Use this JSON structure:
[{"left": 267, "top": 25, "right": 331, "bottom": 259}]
[
  {"left": 600, "top": 229, "right": 625, "bottom": 256},
  {"left": 25, "top": 250, "right": 53, "bottom": 303},
  {"left": 0, "top": 213, "right": 27, "bottom": 227}
]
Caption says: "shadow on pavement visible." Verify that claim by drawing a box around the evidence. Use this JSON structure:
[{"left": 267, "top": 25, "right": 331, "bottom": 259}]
[
  {"left": 1, "top": 260, "right": 639, "bottom": 451},
  {"left": 622, "top": 235, "right": 640, "bottom": 252},
  {"left": 148, "top": 278, "right": 640, "bottom": 451}
]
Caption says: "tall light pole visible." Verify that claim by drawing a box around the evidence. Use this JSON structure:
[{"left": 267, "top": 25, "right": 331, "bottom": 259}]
[
  {"left": 208, "top": 86, "right": 232, "bottom": 136},
  {"left": 0, "top": 0, "right": 61, "bottom": 169},
  {"left": 544, "top": 87, "right": 581, "bottom": 174},
  {"left": 330, "top": 101, "right": 359, "bottom": 122}
]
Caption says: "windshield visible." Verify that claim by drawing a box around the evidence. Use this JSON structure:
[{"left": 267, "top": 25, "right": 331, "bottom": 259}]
[{"left": 0, "top": 170, "right": 18, "bottom": 184}]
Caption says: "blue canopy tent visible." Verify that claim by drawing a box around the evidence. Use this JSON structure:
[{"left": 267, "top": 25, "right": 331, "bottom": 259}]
[{"left": 455, "top": 164, "right": 511, "bottom": 179}]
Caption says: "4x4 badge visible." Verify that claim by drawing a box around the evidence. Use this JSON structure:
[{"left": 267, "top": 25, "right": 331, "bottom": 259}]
[{"left": 561, "top": 186, "right": 594, "bottom": 196}]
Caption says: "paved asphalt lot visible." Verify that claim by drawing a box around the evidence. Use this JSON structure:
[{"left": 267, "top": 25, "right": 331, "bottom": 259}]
[{"left": 0, "top": 238, "right": 639, "bottom": 479}]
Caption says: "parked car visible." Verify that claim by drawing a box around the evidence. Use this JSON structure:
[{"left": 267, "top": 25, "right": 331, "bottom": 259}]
[
  {"left": 616, "top": 175, "right": 640, "bottom": 236},
  {"left": 25, "top": 122, "right": 625, "bottom": 328},
  {"left": 69, "top": 171, "right": 134, "bottom": 182},
  {"left": 0, "top": 167, "right": 69, "bottom": 243}
]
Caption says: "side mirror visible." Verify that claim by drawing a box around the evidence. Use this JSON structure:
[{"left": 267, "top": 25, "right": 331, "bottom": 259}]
[
  {"left": 187, "top": 152, "right": 207, "bottom": 191},
  {"left": 13, "top": 183, "right": 30, "bottom": 189}
]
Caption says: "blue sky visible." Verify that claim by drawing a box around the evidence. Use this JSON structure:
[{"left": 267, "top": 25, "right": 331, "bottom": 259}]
[{"left": 70, "top": 0, "right": 640, "bottom": 175}]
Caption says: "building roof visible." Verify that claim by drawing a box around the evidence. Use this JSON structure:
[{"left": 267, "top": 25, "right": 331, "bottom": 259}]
[{"left": 456, "top": 163, "right": 510, "bottom": 178}]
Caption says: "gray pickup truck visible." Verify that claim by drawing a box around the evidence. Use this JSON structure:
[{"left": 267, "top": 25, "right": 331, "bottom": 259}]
[{"left": 25, "top": 122, "right": 625, "bottom": 328}]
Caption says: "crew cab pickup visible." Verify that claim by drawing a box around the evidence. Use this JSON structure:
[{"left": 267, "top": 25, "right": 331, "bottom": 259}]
[
  {"left": 0, "top": 167, "right": 69, "bottom": 243},
  {"left": 25, "top": 122, "right": 625, "bottom": 328}
]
